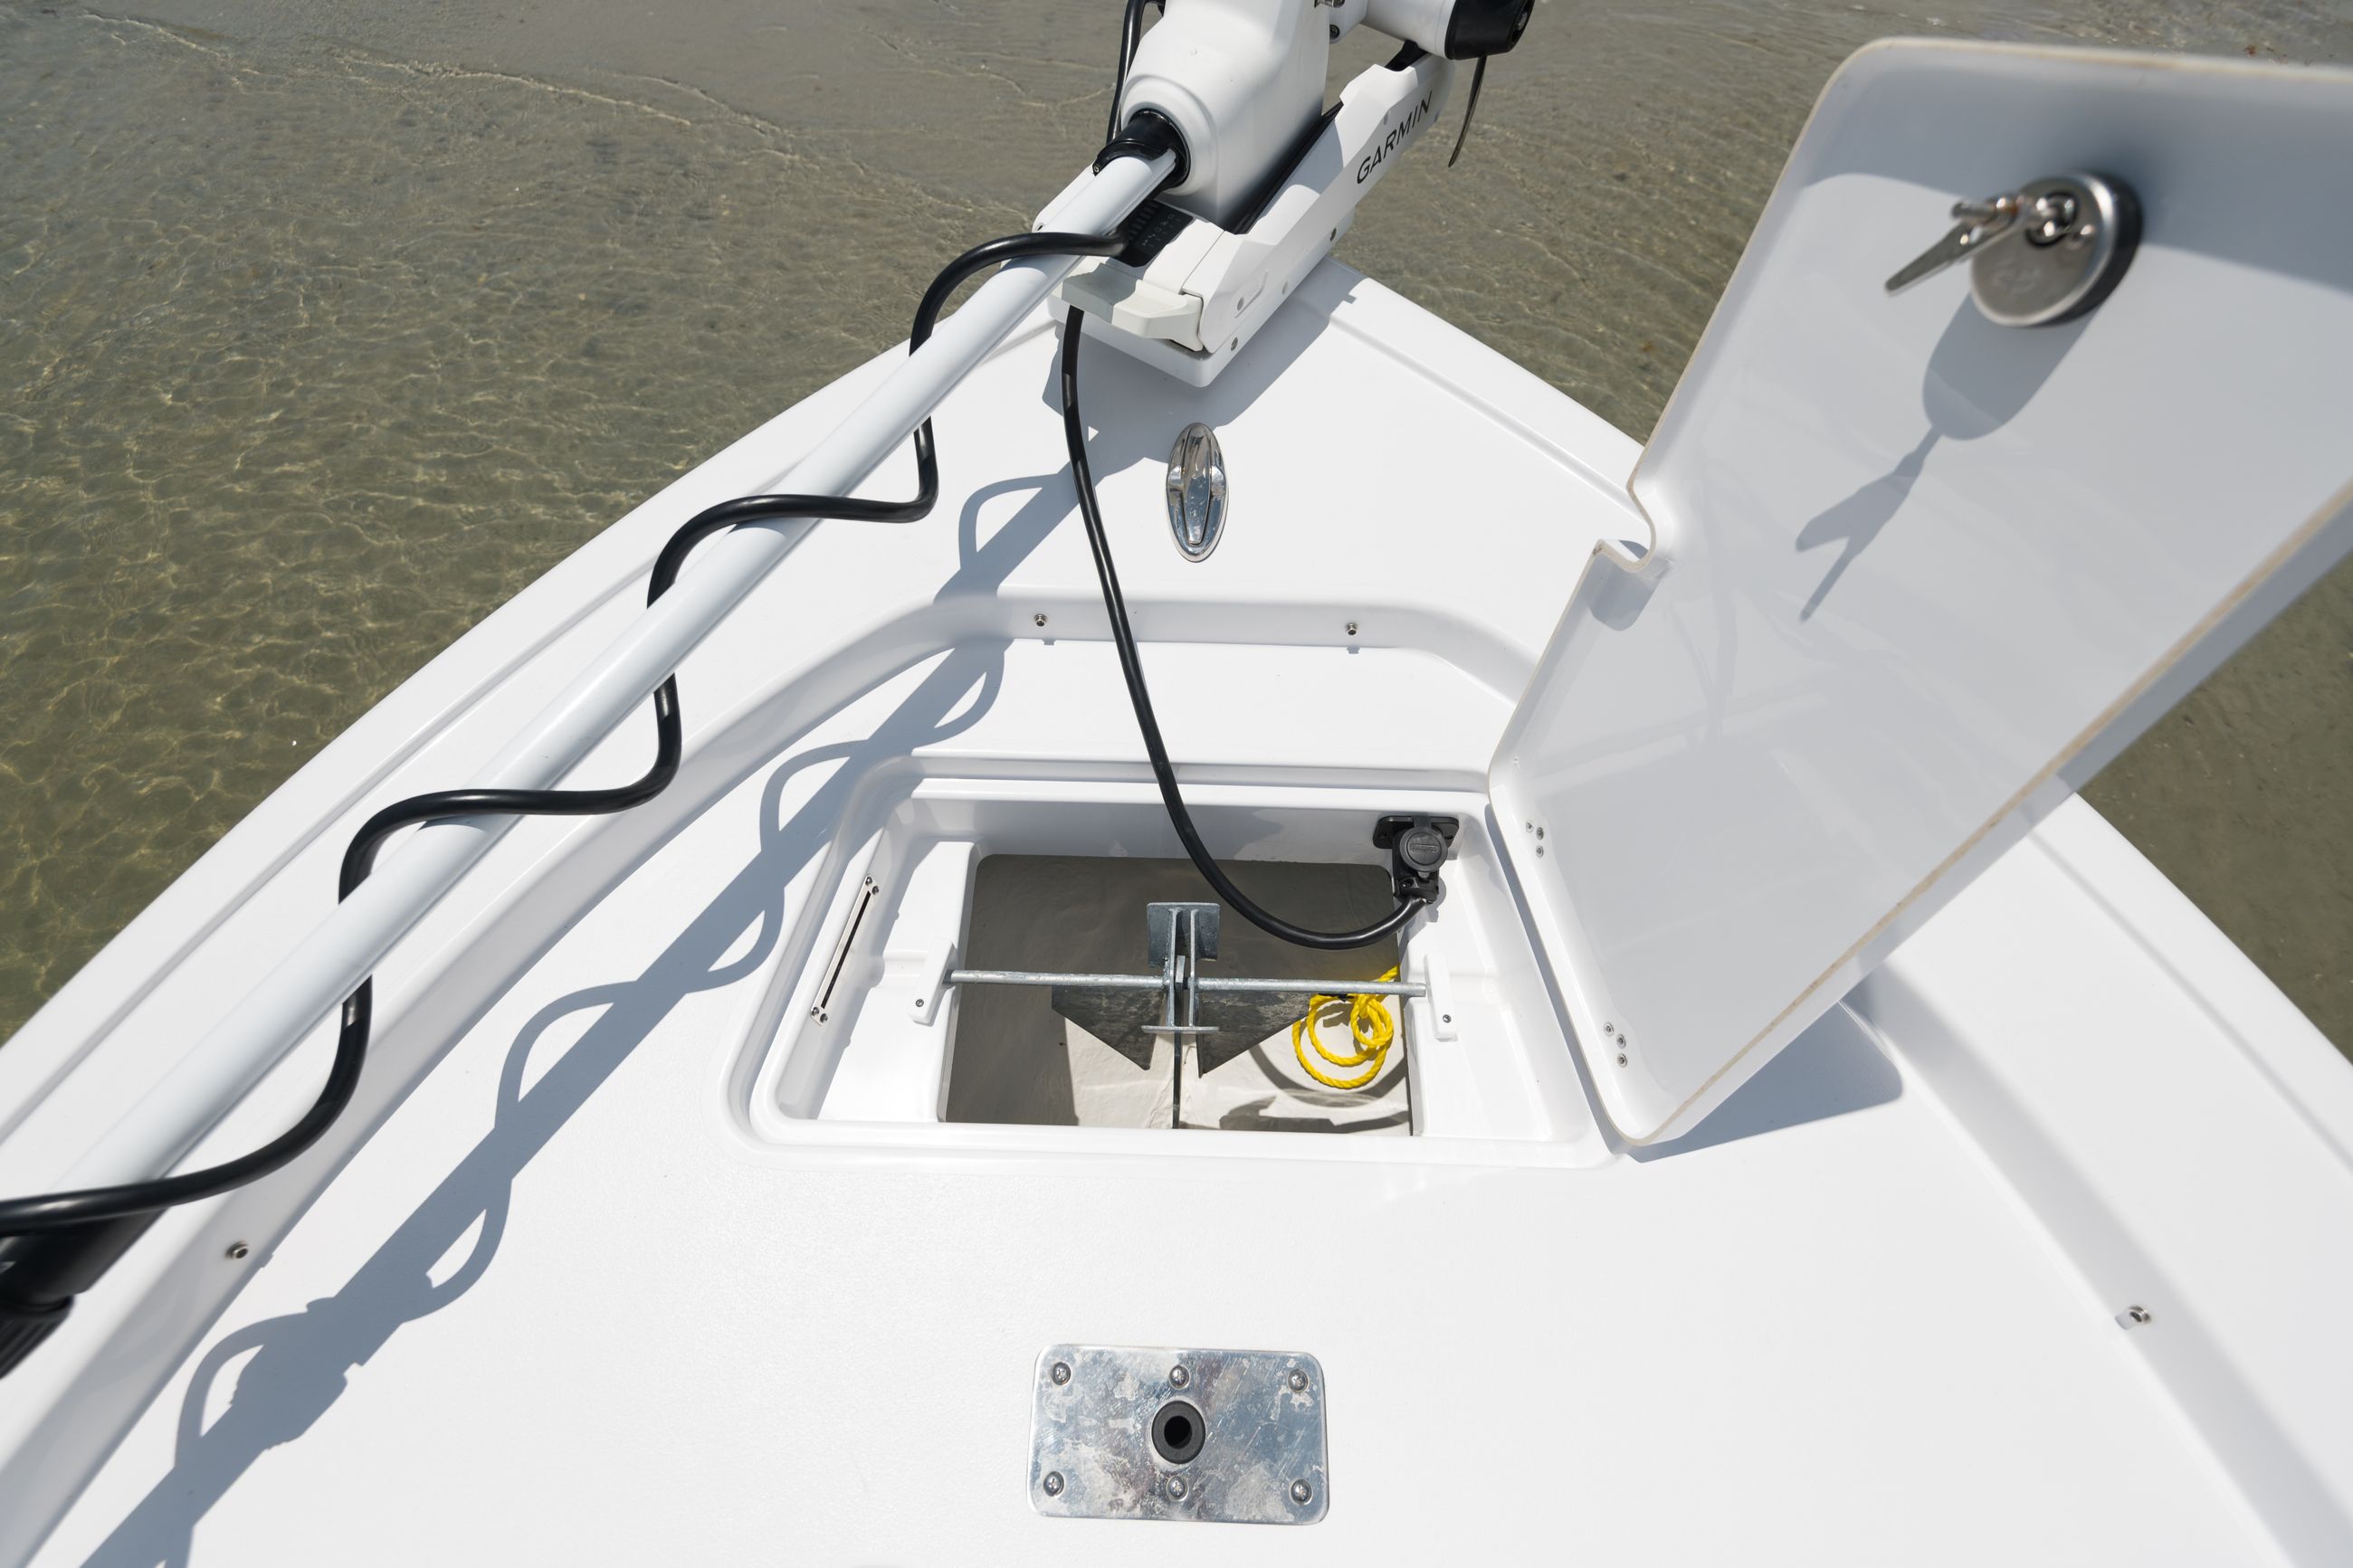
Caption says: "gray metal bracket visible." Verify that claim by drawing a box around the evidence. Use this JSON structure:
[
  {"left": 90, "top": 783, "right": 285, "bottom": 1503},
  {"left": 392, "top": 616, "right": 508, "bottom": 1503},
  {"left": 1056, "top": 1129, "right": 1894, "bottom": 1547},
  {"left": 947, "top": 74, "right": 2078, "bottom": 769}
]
[{"left": 945, "top": 902, "right": 1424, "bottom": 1126}]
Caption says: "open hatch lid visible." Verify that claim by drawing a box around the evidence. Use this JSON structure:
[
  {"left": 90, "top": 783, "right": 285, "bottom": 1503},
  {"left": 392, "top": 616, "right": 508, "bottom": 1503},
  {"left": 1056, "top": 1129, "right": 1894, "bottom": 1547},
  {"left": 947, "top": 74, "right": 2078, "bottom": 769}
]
[{"left": 1490, "top": 40, "right": 2353, "bottom": 1144}]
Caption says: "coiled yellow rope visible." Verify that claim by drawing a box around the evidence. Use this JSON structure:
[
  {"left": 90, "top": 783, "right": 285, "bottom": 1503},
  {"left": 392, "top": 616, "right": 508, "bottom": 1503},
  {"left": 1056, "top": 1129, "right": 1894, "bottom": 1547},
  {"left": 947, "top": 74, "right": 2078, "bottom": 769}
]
[{"left": 1291, "top": 966, "right": 1401, "bottom": 1091}]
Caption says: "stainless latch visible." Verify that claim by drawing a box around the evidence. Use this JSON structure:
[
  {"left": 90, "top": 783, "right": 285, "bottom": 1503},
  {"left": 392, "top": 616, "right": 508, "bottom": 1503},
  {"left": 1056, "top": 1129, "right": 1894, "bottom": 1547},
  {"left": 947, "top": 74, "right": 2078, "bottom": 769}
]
[{"left": 1886, "top": 171, "right": 2140, "bottom": 327}]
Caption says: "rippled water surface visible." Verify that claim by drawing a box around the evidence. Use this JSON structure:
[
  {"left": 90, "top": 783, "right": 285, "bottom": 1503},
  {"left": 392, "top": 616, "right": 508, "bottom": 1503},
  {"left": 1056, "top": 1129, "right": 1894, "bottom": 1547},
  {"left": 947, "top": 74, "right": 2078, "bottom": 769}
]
[{"left": 3, "top": 0, "right": 2348, "bottom": 1051}]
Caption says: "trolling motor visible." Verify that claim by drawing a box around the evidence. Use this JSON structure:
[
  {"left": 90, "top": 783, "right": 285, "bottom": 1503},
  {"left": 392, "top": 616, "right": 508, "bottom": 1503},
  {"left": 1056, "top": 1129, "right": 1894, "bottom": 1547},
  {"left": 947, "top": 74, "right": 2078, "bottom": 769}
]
[
  {"left": 1111, "top": 0, "right": 1530, "bottom": 223},
  {"left": 0, "top": 0, "right": 1534, "bottom": 1377},
  {"left": 1066, "top": 0, "right": 1536, "bottom": 383}
]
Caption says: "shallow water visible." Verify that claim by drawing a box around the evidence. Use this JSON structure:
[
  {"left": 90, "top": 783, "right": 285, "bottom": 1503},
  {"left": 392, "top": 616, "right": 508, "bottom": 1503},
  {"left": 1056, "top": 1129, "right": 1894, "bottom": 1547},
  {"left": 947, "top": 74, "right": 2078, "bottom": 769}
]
[{"left": 2, "top": 0, "right": 2348, "bottom": 1053}]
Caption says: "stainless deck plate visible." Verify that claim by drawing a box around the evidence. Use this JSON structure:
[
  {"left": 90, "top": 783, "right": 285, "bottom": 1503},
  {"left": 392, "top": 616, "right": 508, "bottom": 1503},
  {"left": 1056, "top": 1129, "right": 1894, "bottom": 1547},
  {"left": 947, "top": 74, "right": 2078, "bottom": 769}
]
[{"left": 1029, "top": 1345, "right": 1329, "bottom": 1524}]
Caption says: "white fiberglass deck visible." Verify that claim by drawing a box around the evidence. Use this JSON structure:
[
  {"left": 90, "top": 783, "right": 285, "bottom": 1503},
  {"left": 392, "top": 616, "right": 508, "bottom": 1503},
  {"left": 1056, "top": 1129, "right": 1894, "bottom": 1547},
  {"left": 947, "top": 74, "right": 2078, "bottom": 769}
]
[
  {"left": 25, "top": 824, "right": 2338, "bottom": 1565},
  {"left": 2, "top": 261, "right": 2349, "bottom": 1563}
]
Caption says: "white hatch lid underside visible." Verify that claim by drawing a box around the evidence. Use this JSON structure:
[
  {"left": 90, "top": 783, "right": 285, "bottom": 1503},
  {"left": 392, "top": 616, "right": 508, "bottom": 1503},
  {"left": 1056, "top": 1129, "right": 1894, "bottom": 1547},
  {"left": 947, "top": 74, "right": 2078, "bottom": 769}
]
[{"left": 1491, "top": 40, "right": 2353, "bottom": 1143}]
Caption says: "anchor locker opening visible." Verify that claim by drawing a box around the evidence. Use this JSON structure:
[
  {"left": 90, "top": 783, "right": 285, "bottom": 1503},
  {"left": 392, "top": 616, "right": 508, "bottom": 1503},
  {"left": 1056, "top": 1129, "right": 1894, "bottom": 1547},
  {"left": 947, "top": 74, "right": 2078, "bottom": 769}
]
[
  {"left": 948, "top": 858, "right": 1414, "bottom": 1134},
  {"left": 758, "top": 784, "right": 1586, "bottom": 1145}
]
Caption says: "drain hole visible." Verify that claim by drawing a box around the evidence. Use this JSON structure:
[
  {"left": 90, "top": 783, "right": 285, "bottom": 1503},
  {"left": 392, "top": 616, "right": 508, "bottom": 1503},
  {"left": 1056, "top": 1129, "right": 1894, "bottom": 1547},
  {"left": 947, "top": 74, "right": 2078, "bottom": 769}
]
[{"left": 1152, "top": 1400, "right": 1205, "bottom": 1465}]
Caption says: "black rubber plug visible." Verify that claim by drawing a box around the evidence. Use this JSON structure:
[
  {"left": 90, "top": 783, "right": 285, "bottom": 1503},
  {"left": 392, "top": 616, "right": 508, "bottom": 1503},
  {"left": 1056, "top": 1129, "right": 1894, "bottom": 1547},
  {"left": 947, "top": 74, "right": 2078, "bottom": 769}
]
[{"left": 1152, "top": 1399, "right": 1205, "bottom": 1465}]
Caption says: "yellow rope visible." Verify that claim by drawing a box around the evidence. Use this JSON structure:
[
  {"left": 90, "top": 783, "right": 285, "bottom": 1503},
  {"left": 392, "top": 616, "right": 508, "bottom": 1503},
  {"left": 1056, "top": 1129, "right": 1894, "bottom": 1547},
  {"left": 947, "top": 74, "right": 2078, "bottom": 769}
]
[{"left": 1290, "top": 966, "right": 1400, "bottom": 1091}]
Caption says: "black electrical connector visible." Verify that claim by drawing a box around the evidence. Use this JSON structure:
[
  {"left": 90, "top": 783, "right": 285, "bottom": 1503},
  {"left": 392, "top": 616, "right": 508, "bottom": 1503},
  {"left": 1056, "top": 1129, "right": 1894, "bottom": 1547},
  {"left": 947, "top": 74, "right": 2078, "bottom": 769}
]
[{"left": 1376, "top": 815, "right": 1460, "bottom": 907}]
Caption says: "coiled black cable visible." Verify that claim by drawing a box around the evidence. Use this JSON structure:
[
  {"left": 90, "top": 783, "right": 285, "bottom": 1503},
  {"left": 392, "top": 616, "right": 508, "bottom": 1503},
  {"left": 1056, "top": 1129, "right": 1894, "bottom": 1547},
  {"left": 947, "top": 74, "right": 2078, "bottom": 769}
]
[
  {"left": 0, "top": 229, "right": 1129, "bottom": 1252},
  {"left": 1058, "top": 309, "right": 1425, "bottom": 951}
]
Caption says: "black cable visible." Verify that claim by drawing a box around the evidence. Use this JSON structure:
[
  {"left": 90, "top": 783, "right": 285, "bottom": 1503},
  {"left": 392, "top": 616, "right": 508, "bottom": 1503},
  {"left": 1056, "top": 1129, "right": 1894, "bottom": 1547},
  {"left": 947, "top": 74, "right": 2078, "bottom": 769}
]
[
  {"left": 1058, "top": 309, "right": 1424, "bottom": 951},
  {"left": 0, "top": 228, "right": 1130, "bottom": 1249},
  {"left": 1107, "top": 0, "right": 1166, "bottom": 141}
]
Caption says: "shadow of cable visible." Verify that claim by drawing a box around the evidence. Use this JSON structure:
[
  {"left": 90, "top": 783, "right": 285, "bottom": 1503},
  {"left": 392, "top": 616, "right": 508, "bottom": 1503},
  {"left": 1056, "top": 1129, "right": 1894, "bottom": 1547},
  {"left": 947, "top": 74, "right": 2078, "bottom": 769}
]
[
  {"left": 78, "top": 465, "right": 1083, "bottom": 1567},
  {"left": 1795, "top": 428, "right": 1938, "bottom": 621},
  {"left": 1796, "top": 299, "right": 2083, "bottom": 621}
]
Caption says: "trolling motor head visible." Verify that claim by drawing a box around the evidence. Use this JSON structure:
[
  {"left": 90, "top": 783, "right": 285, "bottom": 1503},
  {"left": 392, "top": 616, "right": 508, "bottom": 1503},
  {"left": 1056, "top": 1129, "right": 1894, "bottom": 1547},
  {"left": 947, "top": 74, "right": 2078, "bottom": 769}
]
[
  {"left": 1366, "top": 0, "right": 1536, "bottom": 61},
  {"left": 1073, "top": 0, "right": 1539, "bottom": 385},
  {"left": 1113, "top": 0, "right": 1536, "bottom": 229},
  {"left": 1364, "top": 0, "right": 1534, "bottom": 167}
]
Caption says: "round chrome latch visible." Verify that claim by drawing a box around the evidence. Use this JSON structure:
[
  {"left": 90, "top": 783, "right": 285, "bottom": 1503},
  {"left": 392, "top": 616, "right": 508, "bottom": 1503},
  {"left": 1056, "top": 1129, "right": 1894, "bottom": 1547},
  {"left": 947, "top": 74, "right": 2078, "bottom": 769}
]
[
  {"left": 1164, "top": 423, "right": 1227, "bottom": 562},
  {"left": 1970, "top": 172, "right": 2140, "bottom": 328}
]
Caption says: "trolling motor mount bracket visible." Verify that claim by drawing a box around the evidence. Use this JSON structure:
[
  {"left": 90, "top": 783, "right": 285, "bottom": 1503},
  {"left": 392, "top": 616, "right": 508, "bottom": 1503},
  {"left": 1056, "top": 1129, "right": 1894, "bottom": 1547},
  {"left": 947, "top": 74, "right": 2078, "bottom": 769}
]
[{"left": 1054, "top": 43, "right": 1456, "bottom": 385}]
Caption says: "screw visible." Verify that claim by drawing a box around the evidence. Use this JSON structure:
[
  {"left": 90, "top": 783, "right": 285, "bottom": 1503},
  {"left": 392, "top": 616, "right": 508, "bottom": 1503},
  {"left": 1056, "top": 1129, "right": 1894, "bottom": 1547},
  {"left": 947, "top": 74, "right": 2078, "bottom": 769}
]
[
  {"left": 1168, "top": 1364, "right": 1190, "bottom": 1389},
  {"left": 1616, "top": 1052, "right": 1628, "bottom": 1067},
  {"left": 1329, "top": 21, "right": 1338, "bottom": 37},
  {"left": 1288, "top": 1368, "right": 1309, "bottom": 1392},
  {"left": 1534, "top": 826, "right": 1544, "bottom": 840},
  {"left": 1043, "top": 1471, "right": 1065, "bottom": 1497},
  {"left": 1440, "top": 1012, "right": 1453, "bottom": 1024},
  {"left": 1034, "top": 612, "right": 1048, "bottom": 627},
  {"left": 225, "top": 1242, "right": 251, "bottom": 1261},
  {"left": 1167, "top": 1476, "right": 1189, "bottom": 1500},
  {"left": 1345, "top": 621, "right": 1358, "bottom": 637},
  {"left": 1291, "top": 1478, "right": 1313, "bottom": 1505},
  {"left": 2122, "top": 1304, "right": 2154, "bottom": 1326},
  {"left": 1051, "top": 1361, "right": 1072, "bottom": 1386},
  {"left": 1604, "top": 1022, "right": 1615, "bottom": 1036}
]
